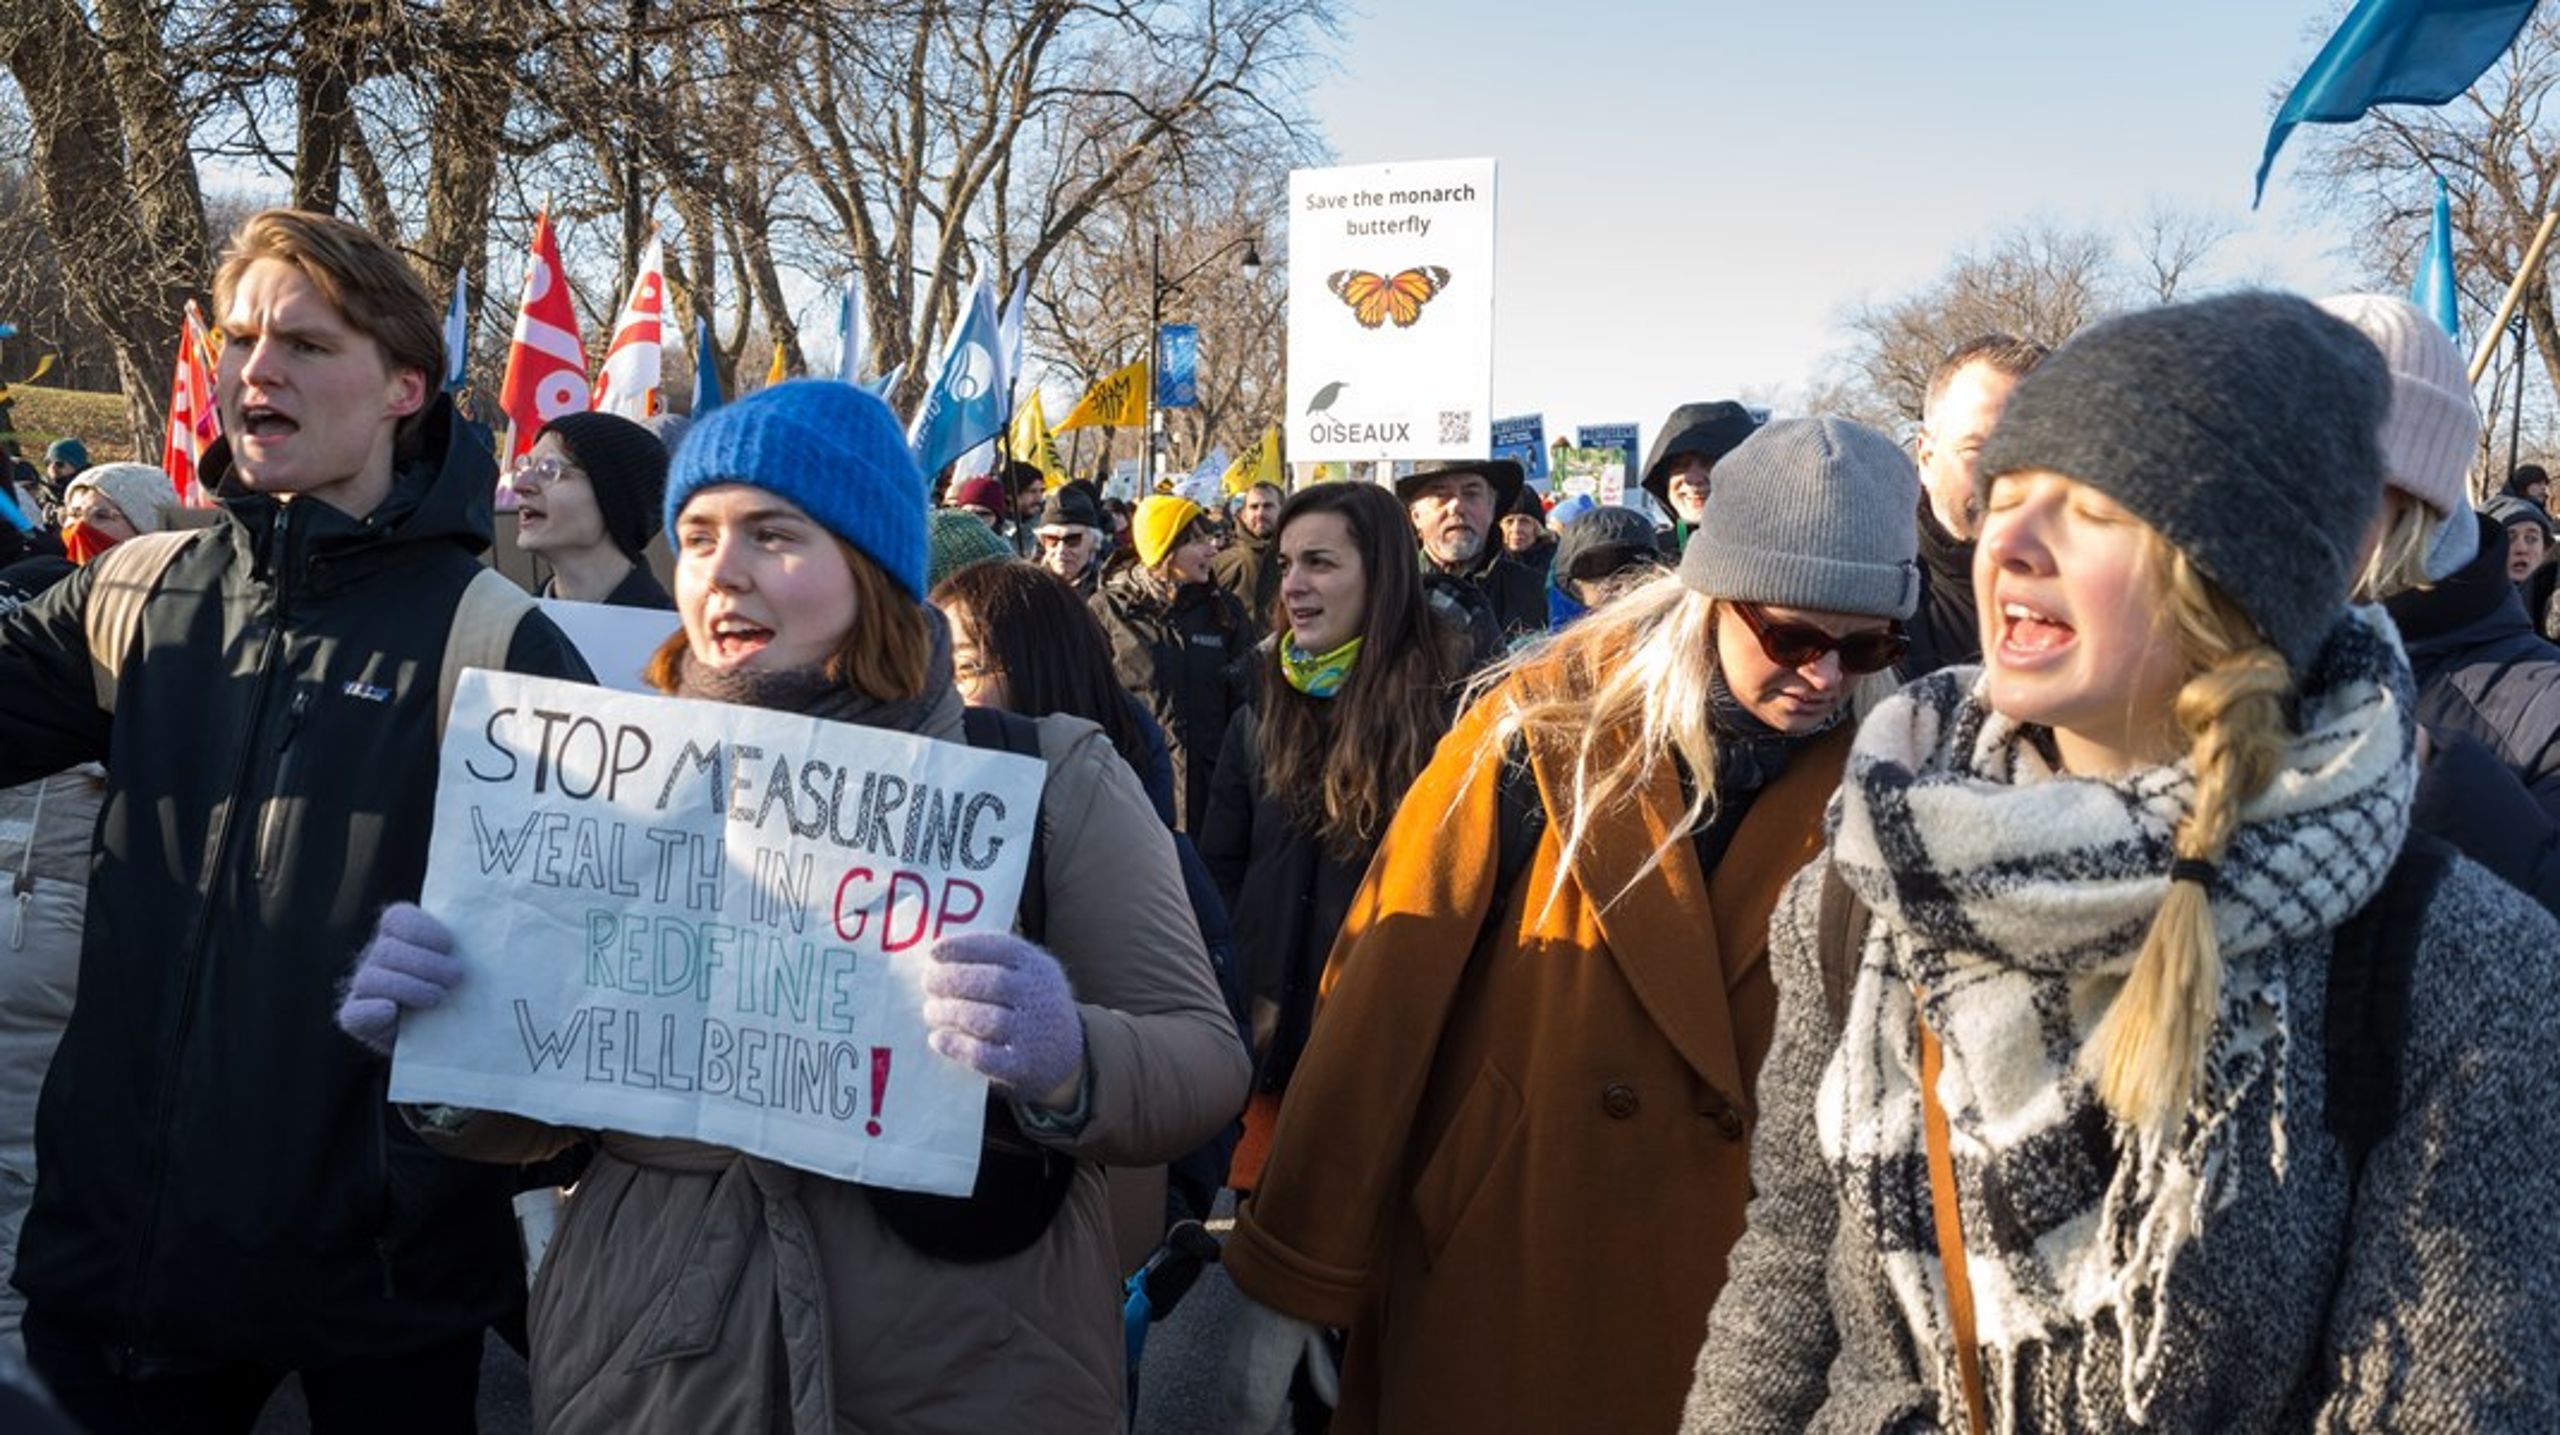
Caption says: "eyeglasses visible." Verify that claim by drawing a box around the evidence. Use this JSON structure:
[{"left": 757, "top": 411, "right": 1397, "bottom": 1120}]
[
  {"left": 507, "top": 454, "right": 582, "bottom": 490},
  {"left": 1727, "top": 602, "right": 1907, "bottom": 675}
]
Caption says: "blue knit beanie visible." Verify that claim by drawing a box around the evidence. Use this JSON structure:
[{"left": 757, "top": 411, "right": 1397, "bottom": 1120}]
[{"left": 664, "top": 380, "right": 928, "bottom": 600}]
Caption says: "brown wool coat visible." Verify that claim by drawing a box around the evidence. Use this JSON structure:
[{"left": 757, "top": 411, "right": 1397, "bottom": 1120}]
[{"left": 1222, "top": 661, "right": 1849, "bottom": 1435}]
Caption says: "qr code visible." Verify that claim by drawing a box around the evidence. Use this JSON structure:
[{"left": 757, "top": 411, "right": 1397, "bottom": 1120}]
[{"left": 1438, "top": 410, "right": 1472, "bottom": 445}]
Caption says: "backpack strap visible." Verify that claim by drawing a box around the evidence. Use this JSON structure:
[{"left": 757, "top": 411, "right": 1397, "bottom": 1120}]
[
  {"left": 864, "top": 704, "right": 1071, "bottom": 1265},
  {"left": 2323, "top": 832, "right": 2455, "bottom": 1168},
  {"left": 960, "top": 705, "right": 1050, "bottom": 943},
  {"left": 437, "top": 566, "right": 537, "bottom": 743},
  {"left": 1814, "top": 859, "right": 1873, "bottom": 1035},
  {"left": 1918, "top": 1009, "right": 1991, "bottom": 1435},
  {"left": 81, "top": 531, "right": 195, "bottom": 714}
]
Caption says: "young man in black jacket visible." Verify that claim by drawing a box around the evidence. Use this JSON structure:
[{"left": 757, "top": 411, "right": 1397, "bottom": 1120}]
[
  {"left": 0, "top": 209, "right": 590, "bottom": 1432},
  {"left": 1901, "top": 334, "right": 2044, "bottom": 679}
]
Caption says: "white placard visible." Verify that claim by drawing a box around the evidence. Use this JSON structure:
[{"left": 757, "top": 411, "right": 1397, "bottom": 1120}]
[
  {"left": 1287, "top": 157, "right": 1497, "bottom": 463},
  {"left": 390, "top": 670, "right": 1047, "bottom": 1196},
  {"left": 537, "top": 600, "right": 681, "bottom": 694}
]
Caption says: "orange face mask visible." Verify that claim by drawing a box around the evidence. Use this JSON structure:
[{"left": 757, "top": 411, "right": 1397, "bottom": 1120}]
[{"left": 63, "top": 520, "right": 120, "bottom": 567}]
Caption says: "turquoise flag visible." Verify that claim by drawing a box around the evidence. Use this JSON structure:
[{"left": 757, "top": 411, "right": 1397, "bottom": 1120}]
[
  {"left": 2256, "top": 0, "right": 2541, "bottom": 206},
  {"left": 2414, "top": 175, "right": 2463, "bottom": 340},
  {"left": 909, "top": 284, "right": 1005, "bottom": 479}
]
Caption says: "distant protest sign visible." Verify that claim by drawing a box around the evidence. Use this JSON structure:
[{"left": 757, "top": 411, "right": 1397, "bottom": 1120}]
[
  {"left": 1575, "top": 423, "right": 1640, "bottom": 508},
  {"left": 1554, "top": 445, "right": 1626, "bottom": 505},
  {"left": 1491, "top": 414, "right": 1548, "bottom": 481},
  {"left": 1288, "top": 156, "right": 1497, "bottom": 464},
  {"left": 390, "top": 671, "right": 1047, "bottom": 1197}
]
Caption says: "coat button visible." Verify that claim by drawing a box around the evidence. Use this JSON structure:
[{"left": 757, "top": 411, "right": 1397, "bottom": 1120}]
[
  {"left": 1713, "top": 1106, "right": 1746, "bottom": 1141},
  {"left": 1601, "top": 1083, "right": 1639, "bottom": 1119}
]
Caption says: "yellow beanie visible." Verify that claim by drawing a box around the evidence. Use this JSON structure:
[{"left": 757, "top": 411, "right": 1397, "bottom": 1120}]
[{"left": 1132, "top": 494, "right": 1206, "bottom": 569}]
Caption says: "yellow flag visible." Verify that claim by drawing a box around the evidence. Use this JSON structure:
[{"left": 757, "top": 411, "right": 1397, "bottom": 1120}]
[
  {"left": 765, "top": 346, "right": 789, "bottom": 388},
  {"left": 1010, "top": 391, "right": 1070, "bottom": 489},
  {"left": 1221, "top": 424, "right": 1283, "bottom": 495},
  {"left": 1056, "top": 359, "right": 1148, "bottom": 430}
]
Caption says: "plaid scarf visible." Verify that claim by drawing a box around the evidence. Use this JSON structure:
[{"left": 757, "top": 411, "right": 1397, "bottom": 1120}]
[{"left": 1816, "top": 608, "right": 2416, "bottom": 1425}]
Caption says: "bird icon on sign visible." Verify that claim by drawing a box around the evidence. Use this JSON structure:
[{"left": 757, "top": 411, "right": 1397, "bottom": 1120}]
[{"left": 1305, "top": 381, "right": 1348, "bottom": 415}]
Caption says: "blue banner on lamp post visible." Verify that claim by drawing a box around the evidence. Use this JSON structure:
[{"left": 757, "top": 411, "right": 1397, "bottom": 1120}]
[{"left": 1156, "top": 324, "right": 1199, "bottom": 409}]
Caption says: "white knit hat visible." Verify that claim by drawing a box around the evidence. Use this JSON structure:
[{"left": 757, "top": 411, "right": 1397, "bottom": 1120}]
[
  {"left": 2315, "top": 293, "right": 2482, "bottom": 580},
  {"left": 64, "top": 462, "right": 183, "bottom": 535}
]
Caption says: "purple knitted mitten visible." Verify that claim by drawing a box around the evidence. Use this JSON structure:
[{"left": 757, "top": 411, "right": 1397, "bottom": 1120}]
[
  {"left": 335, "top": 903, "right": 464, "bottom": 1056},
  {"left": 923, "top": 932, "right": 1086, "bottom": 1104}
]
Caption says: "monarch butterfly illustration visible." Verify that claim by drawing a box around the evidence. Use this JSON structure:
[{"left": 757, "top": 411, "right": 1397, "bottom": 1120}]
[{"left": 1327, "top": 266, "right": 1452, "bottom": 329}]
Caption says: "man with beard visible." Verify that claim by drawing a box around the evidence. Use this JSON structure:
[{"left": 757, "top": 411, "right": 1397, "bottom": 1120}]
[
  {"left": 1213, "top": 481, "right": 1285, "bottom": 634},
  {"left": 1398, "top": 460, "right": 1544, "bottom": 659}
]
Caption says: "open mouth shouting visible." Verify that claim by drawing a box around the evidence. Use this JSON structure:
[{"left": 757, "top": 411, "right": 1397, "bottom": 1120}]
[
  {"left": 706, "top": 612, "right": 776, "bottom": 666},
  {"left": 1997, "top": 598, "right": 2076, "bottom": 667},
  {"left": 238, "top": 403, "right": 301, "bottom": 448}
]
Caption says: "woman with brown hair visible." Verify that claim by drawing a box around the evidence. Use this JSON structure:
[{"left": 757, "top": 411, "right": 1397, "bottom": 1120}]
[
  {"left": 334, "top": 381, "right": 1247, "bottom": 1432},
  {"left": 1194, "top": 481, "right": 1470, "bottom": 1191}
]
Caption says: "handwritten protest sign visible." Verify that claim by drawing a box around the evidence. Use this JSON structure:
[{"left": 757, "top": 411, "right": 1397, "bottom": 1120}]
[{"left": 389, "top": 670, "right": 1047, "bottom": 1196}]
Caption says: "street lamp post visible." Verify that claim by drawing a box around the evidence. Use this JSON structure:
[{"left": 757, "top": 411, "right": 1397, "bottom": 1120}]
[{"left": 1143, "top": 231, "right": 1265, "bottom": 499}]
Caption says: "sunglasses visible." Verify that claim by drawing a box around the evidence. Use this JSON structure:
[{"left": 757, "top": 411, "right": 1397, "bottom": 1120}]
[{"left": 1727, "top": 602, "right": 1907, "bottom": 675}]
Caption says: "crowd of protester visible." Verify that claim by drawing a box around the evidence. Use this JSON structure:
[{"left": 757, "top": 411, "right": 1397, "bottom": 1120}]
[{"left": 0, "top": 207, "right": 2556, "bottom": 1435}]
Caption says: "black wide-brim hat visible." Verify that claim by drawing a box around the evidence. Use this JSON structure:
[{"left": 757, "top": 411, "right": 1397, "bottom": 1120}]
[{"left": 1393, "top": 459, "right": 1524, "bottom": 513}]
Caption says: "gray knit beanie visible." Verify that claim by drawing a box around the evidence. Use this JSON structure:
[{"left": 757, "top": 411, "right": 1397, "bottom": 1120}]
[
  {"left": 1678, "top": 416, "right": 1920, "bottom": 619},
  {"left": 1975, "top": 291, "right": 2390, "bottom": 670}
]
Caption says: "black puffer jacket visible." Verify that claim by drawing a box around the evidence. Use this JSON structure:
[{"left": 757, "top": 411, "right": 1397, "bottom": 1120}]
[
  {"left": 2386, "top": 511, "right": 2560, "bottom": 914},
  {"left": 1428, "top": 546, "right": 1546, "bottom": 643},
  {"left": 1091, "top": 564, "right": 1252, "bottom": 832},
  {"left": 1899, "top": 501, "right": 1980, "bottom": 679},
  {"left": 0, "top": 397, "right": 592, "bottom": 1366}
]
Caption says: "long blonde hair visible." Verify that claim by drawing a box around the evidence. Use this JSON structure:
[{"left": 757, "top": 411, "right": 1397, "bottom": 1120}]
[
  {"left": 2082, "top": 533, "right": 2295, "bottom": 1132},
  {"left": 2351, "top": 489, "right": 2443, "bottom": 602},
  {"left": 1462, "top": 572, "right": 1893, "bottom": 907}
]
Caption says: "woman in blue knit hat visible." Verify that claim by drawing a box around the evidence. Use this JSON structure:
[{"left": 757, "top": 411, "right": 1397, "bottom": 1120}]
[{"left": 335, "top": 380, "right": 1248, "bottom": 1432}]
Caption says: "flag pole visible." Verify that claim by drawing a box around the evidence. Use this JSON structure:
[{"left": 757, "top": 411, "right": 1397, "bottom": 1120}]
[{"left": 2469, "top": 207, "right": 2560, "bottom": 385}]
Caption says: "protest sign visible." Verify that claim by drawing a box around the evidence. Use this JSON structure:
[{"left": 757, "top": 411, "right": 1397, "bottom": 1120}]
[
  {"left": 536, "top": 600, "right": 680, "bottom": 694},
  {"left": 390, "top": 670, "right": 1047, "bottom": 1196},
  {"left": 1575, "top": 423, "right": 1640, "bottom": 507},
  {"left": 1287, "top": 157, "right": 1497, "bottom": 463},
  {"left": 1491, "top": 414, "right": 1548, "bottom": 481},
  {"left": 1553, "top": 445, "right": 1625, "bottom": 504}
]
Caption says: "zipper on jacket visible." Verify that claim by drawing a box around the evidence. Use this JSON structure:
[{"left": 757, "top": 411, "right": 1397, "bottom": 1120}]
[
  {"left": 119, "top": 508, "right": 294, "bottom": 1351},
  {"left": 251, "top": 688, "right": 313, "bottom": 884}
]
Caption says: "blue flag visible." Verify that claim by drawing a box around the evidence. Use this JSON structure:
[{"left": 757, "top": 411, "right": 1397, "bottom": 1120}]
[
  {"left": 2256, "top": 0, "right": 2540, "bottom": 206},
  {"left": 909, "top": 284, "right": 1006, "bottom": 479},
  {"left": 2414, "top": 174, "right": 2463, "bottom": 340},
  {"left": 1155, "top": 324, "right": 1199, "bottom": 409},
  {"left": 443, "top": 269, "right": 469, "bottom": 392},
  {"left": 693, "top": 312, "right": 725, "bottom": 414}
]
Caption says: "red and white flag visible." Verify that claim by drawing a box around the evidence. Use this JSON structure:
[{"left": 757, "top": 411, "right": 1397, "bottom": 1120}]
[
  {"left": 161, "top": 300, "right": 220, "bottom": 506},
  {"left": 592, "top": 232, "right": 665, "bottom": 420},
  {"left": 497, "top": 208, "right": 589, "bottom": 467}
]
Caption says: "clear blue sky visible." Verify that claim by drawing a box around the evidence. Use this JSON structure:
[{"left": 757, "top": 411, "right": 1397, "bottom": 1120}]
[{"left": 1303, "top": 0, "right": 2372, "bottom": 438}]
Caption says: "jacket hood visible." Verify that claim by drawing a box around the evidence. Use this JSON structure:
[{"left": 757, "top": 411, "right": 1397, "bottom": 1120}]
[
  {"left": 2387, "top": 510, "right": 2536, "bottom": 650},
  {"left": 1640, "top": 401, "right": 1760, "bottom": 503},
  {"left": 206, "top": 393, "right": 498, "bottom": 569}
]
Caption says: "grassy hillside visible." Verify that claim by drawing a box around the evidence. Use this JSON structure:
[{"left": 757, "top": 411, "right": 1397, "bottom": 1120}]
[{"left": 3, "top": 383, "right": 138, "bottom": 462}]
